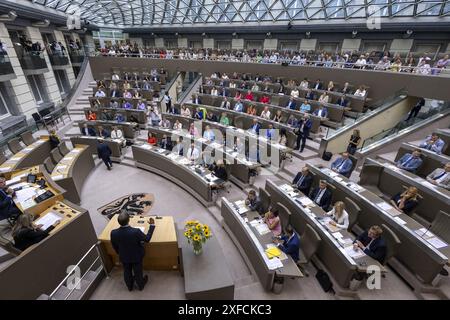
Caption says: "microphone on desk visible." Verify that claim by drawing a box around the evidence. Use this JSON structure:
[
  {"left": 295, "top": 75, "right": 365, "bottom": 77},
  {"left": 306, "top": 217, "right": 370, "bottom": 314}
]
[{"left": 421, "top": 223, "right": 433, "bottom": 238}]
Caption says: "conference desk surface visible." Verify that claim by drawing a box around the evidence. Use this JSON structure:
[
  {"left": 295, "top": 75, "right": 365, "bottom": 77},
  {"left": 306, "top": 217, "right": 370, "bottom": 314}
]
[
  {"left": 221, "top": 197, "right": 302, "bottom": 292},
  {"left": 0, "top": 138, "right": 50, "bottom": 173},
  {"left": 266, "top": 179, "right": 384, "bottom": 290},
  {"left": 177, "top": 228, "right": 235, "bottom": 300},
  {"left": 51, "top": 145, "right": 95, "bottom": 204},
  {"left": 99, "top": 215, "right": 179, "bottom": 271},
  {"left": 133, "top": 143, "right": 225, "bottom": 206},
  {"left": 314, "top": 165, "right": 449, "bottom": 284}
]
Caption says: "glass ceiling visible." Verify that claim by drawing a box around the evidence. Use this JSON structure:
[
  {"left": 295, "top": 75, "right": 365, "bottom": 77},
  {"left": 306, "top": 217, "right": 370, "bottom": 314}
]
[{"left": 29, "top": 0, "right": 450, "bottom": 27}]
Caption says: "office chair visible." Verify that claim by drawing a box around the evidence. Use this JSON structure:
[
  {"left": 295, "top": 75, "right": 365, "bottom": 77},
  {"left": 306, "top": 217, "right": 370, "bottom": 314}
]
[
  {"left": 32, "top": 112, "right": 45, "bottom": 130},
  {"left": 20, "top": 131, "right": 36, "bottom": 146},
  {"left": 0, "top": 151, "right": 7, "bottom": 166},
  {"left": 380, "top": 223, "right": 401, "bottom": 274},
  {"left": 43, "top": 157, "right": 55, "bottom": 173},
  {"left": 345, "top": 154, "right": 358, "bottom": 178},
  {"left": 58, "top": 142, "right": 71, "bottom": 157},
  {"left": 7, "top": 137, "right": 23, "bottom": 154},
  {"left": 275, "top": 202, "right": 292, "bottom": 233},
  {"left": 258, "top": 187, "right": 271, "bottom": 214},
  {"left": 297, "top": 224, "right": 322, "bottom": 277},
  {"left": 429, "top": 211, "right": 450, "bottom": 244},
  {"left": 344, "top": 196, "right": 361, "bottom": 232},
  {"left": 50, "top": 148, "right": 63, "bottom": 164}
]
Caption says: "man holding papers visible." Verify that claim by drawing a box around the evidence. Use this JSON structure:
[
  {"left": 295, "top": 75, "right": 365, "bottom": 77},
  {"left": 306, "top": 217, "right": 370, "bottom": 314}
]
[{"left": 353, "top": 225, "right": 386, "bottom": 264}]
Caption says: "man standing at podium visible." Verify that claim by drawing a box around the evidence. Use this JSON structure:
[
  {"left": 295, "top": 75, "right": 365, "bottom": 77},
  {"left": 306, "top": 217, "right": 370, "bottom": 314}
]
[{"left": 111, "top": 212, "right": 156, "bottom": 291}]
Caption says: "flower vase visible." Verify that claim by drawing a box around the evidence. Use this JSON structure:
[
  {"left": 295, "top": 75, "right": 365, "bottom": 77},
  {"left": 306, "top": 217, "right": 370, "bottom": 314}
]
[{"left": 193, "top": 242, "right": 203, "bottom": 255}]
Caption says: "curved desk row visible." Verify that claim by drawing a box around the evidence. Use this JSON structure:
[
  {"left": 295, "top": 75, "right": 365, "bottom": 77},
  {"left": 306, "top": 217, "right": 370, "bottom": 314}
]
[
  {"left": 145, "top": 126, "right": 260, "bottom": 186},
  {"left": 201, "top": 86, "right": 346, "bottom": 126},
  {"left": 161, "top": 113, "right": 292, "bottom": 163},
  {"left": 221, "top": 198, "right": 302, "bottom": 292},
  {"left": 85, "top": 102, "right": 147, "bottom": 126},
  {"left": 78, "top": 120, "right": 138, "bottom": 140},
  {"left": 70, "top": 136, "right": 123, "bottom": 162},
  {"left": 0, "top": 138, "right": 51, "bottom": 173},
  {"left": 132, "top": 143, "right": 225, "bottom": 206},
  {"left": 51, "top": 145, "right": 95, "bottom": 204},
  {"left": 312, "top": 164, "right": 448, "bottom": 289},
  {"left": 206, "top": 77, "right": 366, "bottom": 113},
  {"left": 265, "top": 179, "right": 383, "bottom": 295},
  {"left": 92, "top": 88, "right": 157, "bottom": 100},
  {"left": 101, "top": 78, "right": 164, "bottom": 89}
]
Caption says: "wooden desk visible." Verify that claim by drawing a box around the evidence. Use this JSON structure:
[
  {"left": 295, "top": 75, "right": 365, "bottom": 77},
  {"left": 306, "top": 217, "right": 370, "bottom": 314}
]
[
  {"left": 34, "top": 200, "right": 84, "bottom": 235},
  {"left": 0, "top": 138, "right": 51, "bottom": 173},
  {"left": 51, "top": 145, "right": 95, "bottom": 204},
  {"left": 99, "top": 215, "right": 179, "bottom": 271}
]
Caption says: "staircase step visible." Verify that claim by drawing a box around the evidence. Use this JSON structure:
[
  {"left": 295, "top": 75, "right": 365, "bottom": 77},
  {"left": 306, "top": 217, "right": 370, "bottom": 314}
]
[
  {"left": 376, "top": 151, "right": 397, "bottom": 164},
  {"left": 292, "top": 148, "right": 318, "bottom": 160}
]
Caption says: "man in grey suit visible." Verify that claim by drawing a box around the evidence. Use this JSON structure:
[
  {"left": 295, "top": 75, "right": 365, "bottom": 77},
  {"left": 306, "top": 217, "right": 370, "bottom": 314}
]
[{"left": 426, "top": 162, "right": 450, "bottom": 190}]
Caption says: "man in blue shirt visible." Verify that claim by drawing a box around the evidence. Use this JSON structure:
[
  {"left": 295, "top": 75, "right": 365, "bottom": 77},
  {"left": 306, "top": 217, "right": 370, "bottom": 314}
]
[
  {"left": 419, "top": 133, "right": 445, "bottom": 154},
  {"left": 266, "top": 123, "right": 275, "bottom": 140},
  {"left": 234, "top": 101, "right": 244, "bottom": 112},
  {"left": 331, "top": 152, "right": 354, "bottom": 177},
  {"left": 396, "top": 149, "right": 423, "bottom": 173},
  {"left": 249, "top": 119, "right": 261, "bottom": 135},
  {"left": 285, "top": 97, "right": 297, "bottom": 110}
]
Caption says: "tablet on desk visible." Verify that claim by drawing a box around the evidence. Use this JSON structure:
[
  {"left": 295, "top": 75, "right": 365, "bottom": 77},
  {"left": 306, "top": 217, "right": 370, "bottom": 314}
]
[{"left": 26, "top": 174, "right": 37, "bottom": 184}]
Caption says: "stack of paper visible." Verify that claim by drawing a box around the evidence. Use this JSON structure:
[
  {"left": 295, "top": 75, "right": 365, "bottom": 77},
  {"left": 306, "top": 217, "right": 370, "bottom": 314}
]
[
  {"left": 71, "top": 149, "right": 81, "bottom": 153},
  {"left": 35, "top": 212, "right": 62, "bottom": 230},
  {"left": 344, "top": 246, "right": 366, "bottom": 259},
  {"left": 249, "top": 219, "right": 261, "bottom": 227},
  {"left": 0, "top": 167, "right": 12, "bottom": 172},
  {"left": 52, "top": 175, "right": 64, "bottom": 181},
  {"left": 414, "top": 228, "right": 435, "bottom": 239},
  {"left": 298, "top": 196, "right": 314, "bottom": 206},
  {"left": 255, "top": 223, "right": 271, "bottom": 235},
  {"left": 266, "top": 257, "right": 283, "bottom": 270},
  {"left": 394, "top": 216, "right": 407, "bottom": 225},
  {"left": 426, "top": 237, "right": 447, "bottom": 249}
]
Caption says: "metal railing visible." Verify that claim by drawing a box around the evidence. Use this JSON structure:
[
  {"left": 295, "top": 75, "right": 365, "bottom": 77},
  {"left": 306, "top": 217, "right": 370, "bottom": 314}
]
[
  {"left": 89, "top": 52, "right": 450, "bottom": 77},
  {"left": 48, "top": 242, "right": 108, "bottom": 300}
]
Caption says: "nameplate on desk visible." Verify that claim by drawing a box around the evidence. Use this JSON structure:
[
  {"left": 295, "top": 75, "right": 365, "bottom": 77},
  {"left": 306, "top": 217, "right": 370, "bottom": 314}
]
[
  {"left": 52, "top": 175, "right": 64, "bottom": 181},
  {"left": 71, "top": 149, "right": 81, "bottom": 153},
  {"left": 8, "top": 158, "right": 21, "bottom": 162},
  {"left": 426, "top": 237, "right": 448, "bottom": 249}
]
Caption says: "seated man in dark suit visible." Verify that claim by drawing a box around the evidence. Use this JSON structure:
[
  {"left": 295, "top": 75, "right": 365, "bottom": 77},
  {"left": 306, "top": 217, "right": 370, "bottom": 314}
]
[
  {"left": 111, "top": 212, "right": 156, "bottom": 291},
  {"left": 309, "top": 180, "right": 332, "bottom": 211},
  {"left": 98, "top": 126, "right": 110, "bottom": 139},
  {"left": 0, "top": 176, "right": 21, "bottom": 222},
  {"left": 275, "top": 225, "right": 300, "bottom": 262},
  {"left": 305, "top": 89, "right": 315, "bottom": 100},
  {"left": 159, "top": 135, "right": 173, "bottom": 150},
  {"left": 245, "top": 189, "right": 263, "bottom": 214},
  {"left": 336, "top": 95, "right": 349, "bottom": 108},
  {"left": 331, "top": 152, "right": 354, "bottom": 177},
  {"left": 292, "top": 166, "right": 313, "bottom": 196},
  {"left": 80, "top": 123, "right": 97, "bottom": 136},
  {"left": 396, "top": 149, "right": 423, "bottom": 173},
  {"left": 110, "top": 88, "right": 122, "bottom": 98},
  {"left": 285, "top": 97, "right": 297, "bottom": 110},
  {"left": 167, "top": 104, "right": 179, "bottom": 114},
  {"left": 353, "top": 225, "right": 387, "bottom": 264}
]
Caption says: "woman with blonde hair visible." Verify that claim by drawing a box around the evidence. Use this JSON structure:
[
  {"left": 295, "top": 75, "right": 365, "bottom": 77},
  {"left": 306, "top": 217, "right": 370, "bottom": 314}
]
[
  {"left": 13, "top": 213, "right": 60, "bottom": 251},
  {"left": 390, "top": 186, "right": 419, "bottom": 215},
  {"left": 326, "top": 201, "right": 349, "bottom": 229}
]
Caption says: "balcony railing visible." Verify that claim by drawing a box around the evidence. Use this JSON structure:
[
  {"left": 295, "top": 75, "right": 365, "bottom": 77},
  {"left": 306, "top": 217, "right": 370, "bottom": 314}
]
[
  {"left": 18, "top": 51, "right": 47, "bottom": 70},
  {"left": 0, "top": 55, "right": 15, "bottom": 76},
  {"left": 48, "top": 54, "right": 69, "bottom": 66},
  {"left": 69, "top": 52, "right": 85, "bottom": 64}
]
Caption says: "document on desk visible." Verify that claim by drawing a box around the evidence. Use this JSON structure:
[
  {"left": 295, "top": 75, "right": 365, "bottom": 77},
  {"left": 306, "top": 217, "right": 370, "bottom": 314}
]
[
  {"left": 394, "top": 216, "right": 407, "bottom": 225},
  {"left": 6, "top": 176, "right": 22, "bottom": 187},
  {"left": 55, "top": 165, "right": 68, "bottom": 171},
  {"left": 414, "top": 228, "right": 435, "bottom": 239},
  {"left": 35, "top": 212, "right": 62, "bottom": 230},
  {"left": 298, "top": 196, "right": 314, "bottom": 207},
  {"left": 426, "top": 237, "right": 447, "bottom": 249},
  {"left": 22, "top": 147, "right": 33, "bottom": 153},
  {"left": 64, "top": 156, "right": 75, "bottom": 161},
  {"left": 20, "top": 198, "right": 36, "bottom": 210},
  {"left": 71, "top": 149, "right": 81, "bottom": 153},
  {"left": 376, "top": 202, "right": 400, "bottom": 216},
  {"left": 249, "top": 219, "right": 261, "bottom": 227},
  {"left": 280, "top": 184, "right": 294, "bottom": 193},
  {"left": 344, "top": 246, "right": 366, "bottom": 259},
  {"left": 255, "top": 223, "right": 271, "bottom": 235},
  {"left": 52, "top": 175, "right": 64, "bottom": 181},
  {"left": 15, "top": 187, "right": 38, "bottom": 203},
  {"left": 338, "top": 237, "right": 353, "bottom": 247},
  {"left": 0, "top": 166, "right": 12, "bottom": 172},
  {"left": 140, "top": 144, "right": 152, "bottom": 150},
  {"left": 266, "top": 257, "right": 283, "bottom": 270}
]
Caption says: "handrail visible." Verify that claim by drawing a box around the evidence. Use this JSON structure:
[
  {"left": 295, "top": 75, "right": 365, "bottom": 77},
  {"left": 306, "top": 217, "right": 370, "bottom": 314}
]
[
  {"left": 48, "top": 241, "right": 107, "bottom": 300},
  {"left": 178, "top": 73, "right": 202, "bottom": 103},
  {"left": 89, "top": 52, "right": 449, "bottom": 77}
]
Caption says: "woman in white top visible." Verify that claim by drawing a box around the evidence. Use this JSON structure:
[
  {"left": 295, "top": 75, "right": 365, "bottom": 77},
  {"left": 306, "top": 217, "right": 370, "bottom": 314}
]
[
  {"left": 299, "top": 79, "right": 309, "bottom": 89},
  {"left": 260, "top": 106, "right": 271, "bottom": 120},
  {"left": 290, "top": 88, "right": 299, "bottom": 98},
  {"left": 181, "top": 105, "right": 191, "bottom": 117},
  {"left": 354, "top": 86, "right": 366, "bottom": 97},
  {"left": 318, "top": 92, "right": 330, "bottom": 104},
  {"left": 211, "top": 87, "right": 219, "bottom": 96},
  {"left": 229, "top": 81, "right": 237, "bottom": 88},
  {"left": 111, "top": 126, "right": 126, "bottom": 147},
  {"left": 173, "top": 120, "right": 183, "bottom": 130},
  {"left": 327, "top": 81, "right": 335, "bottom": 92},
  {"left": 251, "top": 84, "right": 260, "bottom": 92},
  {"left": 326, "top": 201, "right": 349, "bottom": 229}
]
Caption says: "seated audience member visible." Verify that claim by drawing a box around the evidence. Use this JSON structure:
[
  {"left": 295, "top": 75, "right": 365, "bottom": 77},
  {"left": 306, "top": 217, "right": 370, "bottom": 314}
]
[
  {"left": 220, "top": 112, "right": 230, "bottom": 126},
  {"left": 260, "top": 95, "right": 270, "bottom": 104},
  {"left": 98, "top": 126, "right": 110, "bottom": 138},
  {"left": 299, "top": 78, "right": 309, "bottom": 89},
  {"left": 248, "top": 119, "right": 261, "bottom": 135},
  {"left": 206, "top": 111, "right": 218, "bottom": 123},
  {"left": 260, "top": 106, "right": 271, "bottom": 120},
  {"left": 159, "top": 135, "right": 172, "bottom": 150},
  {"left": 133, "top": 90, "right": 142, "bottom": 99},
  {"left": 275, "top": 226, "right": 300, "bottom": 262},
  {"left": 220, "top": 97, "right": 231, "bottom": 109},
  {"left": 109, "top": 100, "right": 119, "bottom": 108},
  {"left": 193, "top": 107, "right": 204, "bottom": 120},
  {"left": 326, "top": 201, "right": 349, "bottom": 230},
  {"left": 318, "top": 92, "right": 330, "bottom": 104},
  {"left": 172, "top": 137, "right": 184, "bottom": 156},
  {"left": 211, "top": 160, "right": 228, "bottom": 181},
  {"left": 111, "top": 126, "right": 126, "bottom": 147},
  {"left": 426, "top": 162, "right": 450, "bottom": 190},
  {"left": 309, "top": 180, "right": 332, "bottom": 211},
  {"left": 246, "top": 104, "right": 257, "bottom": 115},
  {"left": 13, "top": 213, "right": 60, "bottom": 251},
  {"left": 186, "top": 142, "right": 200, "bottom": 163},
  {"left": 341, "top": 82, "right": 351, "bottom": 94},
  {"left": 419, "top": 133, "right": 445, "bottom": 154},
  {"left": 149, "top": 107, "right": 161, "bottom": 126},
  {"left": 115, "top": 113, "right": 125, "bottom": 123},
  {"left": 244, "top": 90, "right": 254, "bottom": 101},
  {"left": 313, "top": 105, "right": 328, "bottom": 118},
  {"left": 331, "top": 152, "right": 353, "bottom": 177},
  {"left": 313, "top": 79, "right": 323, "bottom": 90},
  {"left": 167, "top": 103, "right": 178, "bottom": 114},
  {"left": 0, "top": 176, "right": 21, "bottom": 222},
  {"left": 336, "top": 95, "right": 348, "bottom": 108},
  {"left": 81, "top": 123, "right": 96, "bottom": 136},
  {"left": 305, "top": 89, "right": 315, "bottom": 100},
  {"left": 137, "top": 100, "right": 146, "bottom": 110},
  {"left": 264, "top": 208, "right": 282, "bottom": 237},
  {"left": 396, "top": 149, "right": 423, "bottom": 173},
  {"left": 94, "top": 88, "right": 106, "bottom": 98},
  {"left": 159, "top": 117, "right": 171, "bottom": 128},
  {"left": 110, "top": 86, "right": 122, "bottom": 98},
  {"left": 181, "top": 105, "right": 191, "bottom": 117},
  {"left": 285, "top": 97, "right": 297, "bottom": 110},
  {"left": 122, "top": 101, "right": 133, "bottom": 109},
  {"left": 49, "top": 129, "right": 60, "bottom": 149},
  {"left": 390, "top": 186, "right": 419, "bottom": 216},
  {"left": 290, "top": 88, "right": 299, "bottom": 98},
  {"left": 210, "top": 87, "right": 219, "bottom": 96},
  {"left": 189, "top": 123, "right": 199, "bottom": 137},
  {"left": 273, "top": 110, "right": 283, "bottom": 123},
  {"left": 87, "top": 110, "right": 97, "bottom": 121},
  {"left": 347, "top": 129, "right": 361, "bottom": 155},
  {"left": 353, "top": 226, "right": 386, "bottom": 264},
  {"left": 292, "top": 166, "right": 313, "bottom": 195},
  {"left": 266, "top": 123, "right": 275, "bottom": 140},
  {"left": 234, "top": 91, "right": 242, "bottom": 100},
  {"left": 287, "top": 115, "right": 298, "bottom": 127},
  {"left": 173, "top": 120, "right": 182, "bottom": 130},
  {"left": 203, "top": 125, "right": 215, "bottom": 142},
  {"left": 245, "top": 190, "right": 262, "bottom": 214},
  {"left": 147, "top": 132, "right": 157, "bottom": 145},
  {"left": 251, "top": 83, "right": 260, "bottom": 92},
  {"left": 278, "top": 128, "right": 288, "bottom": 146},
  {"left": 327, "top": 81, "right": 335, "bottom": 92},
  {"left": 300, "top": 100, "right": 311, "bottom": 113},
  {"left": 123, "top": 90, "right": 132, "bottom": 99},
  {"left": 354, "top": 86, "right": 367, "bottom": 97},
  {"left": 191, "top": 94, "right": 202, "bottom": 105}
]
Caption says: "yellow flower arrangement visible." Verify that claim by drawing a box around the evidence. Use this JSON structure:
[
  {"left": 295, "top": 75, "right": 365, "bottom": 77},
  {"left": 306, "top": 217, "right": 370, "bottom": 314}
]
[{"left": 184, "top": 220, "right": 212, "bottom": 254}]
